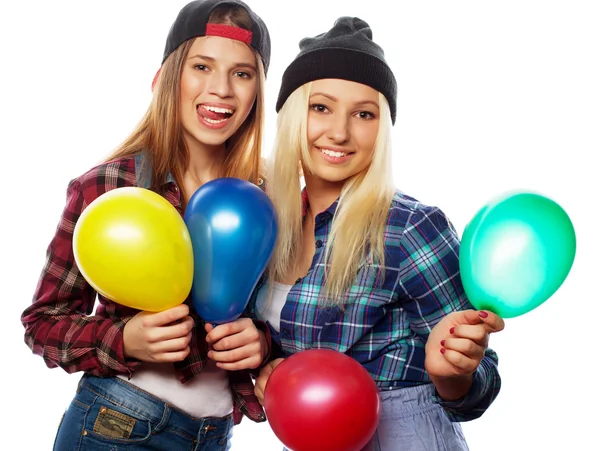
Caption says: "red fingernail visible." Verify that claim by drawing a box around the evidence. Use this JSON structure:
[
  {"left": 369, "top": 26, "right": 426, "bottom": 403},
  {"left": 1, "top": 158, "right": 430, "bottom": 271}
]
[
  {"left": 479, "top": 311, "right": 488, "bottom": 318},
  {"left": 440, "top": 340, "right": 446, "bottom": 346},
  {"left": 449, "top": 327, "right": 455, "bottom": 334},
  {"left": 440, "top": 348, "right": 446, "bottom": 354}
]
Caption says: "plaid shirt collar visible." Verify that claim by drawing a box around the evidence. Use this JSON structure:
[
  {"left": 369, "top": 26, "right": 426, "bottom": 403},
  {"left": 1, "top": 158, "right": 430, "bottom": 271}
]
[
  {"left": 134, "top": 152, "right": 176, "bottom": 189},
  {"left": 301, "top": 187, "right": 339, "bottom": 219}
]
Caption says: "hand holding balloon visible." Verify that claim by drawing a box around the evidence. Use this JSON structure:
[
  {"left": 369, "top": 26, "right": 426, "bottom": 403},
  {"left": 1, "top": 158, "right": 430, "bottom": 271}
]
[
  {"left": 425, "top": 309, "right": 504, "bottom": 400},
  {"left": 205, "top": 318, "right": 269, "bottom": 370},
  {"left": 254, "top": 357, "right": 285, "bottom": 405},
  {"left": 459, "top": 191, "right": 576, "bottom": 318},
  {"left": 123, "top": 304, "right": 194, "bottom": 363}
]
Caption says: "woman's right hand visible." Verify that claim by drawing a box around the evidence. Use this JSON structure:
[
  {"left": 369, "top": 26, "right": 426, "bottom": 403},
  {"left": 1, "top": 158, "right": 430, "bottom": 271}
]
[
  {"left": 254, "top": 358, "right": 285, "bottom": 405},
  {"left": 123, "top": 304, "right": 194, "bottom": 363}
]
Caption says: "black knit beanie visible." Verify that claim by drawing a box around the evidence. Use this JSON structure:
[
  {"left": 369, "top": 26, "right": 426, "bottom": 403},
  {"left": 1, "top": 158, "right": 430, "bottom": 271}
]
[
  {"left": 162, "top": 0, "right": 271, "bottom": 74},
  {"left": 276, "top": 16, "right": 397, "bottom": 123}
]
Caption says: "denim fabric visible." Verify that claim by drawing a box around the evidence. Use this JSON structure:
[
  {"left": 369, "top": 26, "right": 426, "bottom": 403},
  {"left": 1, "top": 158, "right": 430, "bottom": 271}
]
[{"left": 53, "top": 374, "right": 233, "bottom": 451}]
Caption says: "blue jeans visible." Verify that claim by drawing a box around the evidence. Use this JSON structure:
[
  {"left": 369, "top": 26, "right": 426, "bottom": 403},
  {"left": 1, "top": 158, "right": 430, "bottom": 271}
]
[{"left": 53, "top": 374, "right": 233, "bottom": 451}]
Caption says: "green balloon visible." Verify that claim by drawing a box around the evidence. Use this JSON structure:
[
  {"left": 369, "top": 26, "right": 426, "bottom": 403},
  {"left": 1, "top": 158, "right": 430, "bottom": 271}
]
[{"left": 459, "top": 192, "right": 576, "bottom": 318}]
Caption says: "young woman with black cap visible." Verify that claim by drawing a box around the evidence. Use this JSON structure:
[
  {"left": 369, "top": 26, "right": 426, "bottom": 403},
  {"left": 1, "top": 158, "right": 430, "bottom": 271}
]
[
  {"left": 21, "top": 1, "right": 272, "bottom": 449},
  {"left": 251, "top": 16, "right": 505, "bottom": 450}
]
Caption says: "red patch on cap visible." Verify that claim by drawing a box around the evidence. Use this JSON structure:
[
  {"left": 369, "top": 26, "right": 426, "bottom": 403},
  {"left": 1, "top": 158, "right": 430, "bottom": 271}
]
[{"left": 206, "top": 23, "right": 252, "bottom": 45}]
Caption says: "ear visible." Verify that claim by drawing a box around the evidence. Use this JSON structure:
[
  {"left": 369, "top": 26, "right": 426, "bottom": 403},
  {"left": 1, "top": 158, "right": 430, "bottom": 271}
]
[{"left": 151, "top": 68, "right": 162, "bottom": 92}]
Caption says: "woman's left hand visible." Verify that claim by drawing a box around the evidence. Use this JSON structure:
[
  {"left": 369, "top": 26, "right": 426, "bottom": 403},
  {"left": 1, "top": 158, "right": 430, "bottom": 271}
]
[
  {"left": 205, "top": 318, "right": 268, "bottom": 371},
  {"left": 425, "top": 309, "right": 504, "bottom": 379}
]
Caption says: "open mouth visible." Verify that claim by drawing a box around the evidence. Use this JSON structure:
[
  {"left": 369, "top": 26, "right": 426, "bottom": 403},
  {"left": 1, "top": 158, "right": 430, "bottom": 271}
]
[
  {"left": 197, "top": 104, "right": 235, "bottom": 125},
  {"left": 318, "top": 147, "right": 355, "bottom": 159},
  {"left": 320, "top": 148, "right": 350, "bottom": 158}
]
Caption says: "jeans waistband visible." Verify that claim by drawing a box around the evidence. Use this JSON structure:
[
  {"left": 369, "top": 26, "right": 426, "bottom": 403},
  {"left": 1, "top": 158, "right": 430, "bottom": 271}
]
[{"left": 78, "top": 374, "right": 232, "bottom": 439}]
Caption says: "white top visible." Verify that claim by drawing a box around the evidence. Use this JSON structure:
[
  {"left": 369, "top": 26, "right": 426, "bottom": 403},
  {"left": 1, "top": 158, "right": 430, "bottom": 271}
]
[
  {"left": 117, "top": 359, "right": 233, "bottom": 418},
  {"left": 254, "top": 281, "right": 293, "bottom": 333}
]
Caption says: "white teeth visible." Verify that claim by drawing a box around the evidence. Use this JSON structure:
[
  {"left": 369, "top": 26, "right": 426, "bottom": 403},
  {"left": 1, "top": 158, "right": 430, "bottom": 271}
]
[
  {"left": 202, "top": 105, "right": 234, "bottom": 114},
  {"left": 204, "top": 117, "right": 227, "bottom": 124},
  {"left": 321, "top": 148, "right": 347, "bottom": 158}
]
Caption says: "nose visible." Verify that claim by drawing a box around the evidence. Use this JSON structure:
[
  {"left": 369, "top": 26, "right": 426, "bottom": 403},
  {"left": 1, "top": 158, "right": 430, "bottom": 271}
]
[
  {"left": 327, "top": 112, "right": 350, "bottom": 144},
  {"left": 207, "top": 71, "right": 233, "bottom": 98}
]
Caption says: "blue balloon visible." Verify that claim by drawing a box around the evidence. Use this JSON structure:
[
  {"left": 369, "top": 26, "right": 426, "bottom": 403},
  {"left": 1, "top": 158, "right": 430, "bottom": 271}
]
[{"left": 183, "top": 178, "right": 278, "bottom": 324}]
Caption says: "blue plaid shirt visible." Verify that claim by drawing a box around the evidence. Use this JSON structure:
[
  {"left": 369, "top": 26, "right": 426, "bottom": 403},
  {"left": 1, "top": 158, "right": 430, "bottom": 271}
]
[{"left": 248, "top": 190, "right": 501, "bottom": 422}]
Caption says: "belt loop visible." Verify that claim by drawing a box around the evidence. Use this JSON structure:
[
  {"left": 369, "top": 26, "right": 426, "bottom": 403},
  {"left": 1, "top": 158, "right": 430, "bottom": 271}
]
[
  {"left": 154, "top": 403, "right": 171, "bottom": 432},
  {"left": 76, "top": 374, "right": 87, "bottom": 393}
]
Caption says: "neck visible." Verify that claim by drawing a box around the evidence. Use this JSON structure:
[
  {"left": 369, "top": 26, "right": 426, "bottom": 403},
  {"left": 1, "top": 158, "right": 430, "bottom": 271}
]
[
  {"left": 184, "top": 136, "right": 228, "bottom": 186},
  {"left": 303, "top": 172, "right": 345, "bottom": 221}
]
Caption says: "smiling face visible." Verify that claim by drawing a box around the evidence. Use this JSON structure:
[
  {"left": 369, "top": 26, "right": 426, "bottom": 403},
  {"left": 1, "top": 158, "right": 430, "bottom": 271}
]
[
  {"left": 179, "top": 36, "right": 258, "bottom": 151},
  {"left": 304, "top": 78, "right": 381, "bottom": 184}
]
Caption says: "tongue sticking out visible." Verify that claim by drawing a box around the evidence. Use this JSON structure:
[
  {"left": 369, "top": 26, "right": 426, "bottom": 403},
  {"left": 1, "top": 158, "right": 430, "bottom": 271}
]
[{"left": 198, "top": 107, "right": 232, "bottom": 121}]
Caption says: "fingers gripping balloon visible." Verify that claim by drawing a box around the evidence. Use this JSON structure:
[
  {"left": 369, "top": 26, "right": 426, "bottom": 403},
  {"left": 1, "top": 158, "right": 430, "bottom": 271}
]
[
  {"left": 459, "top": 191, "right": 576, "bottom": 318},
  {"left": 184, "top": 178, "right": 278, "bottom": 324}
]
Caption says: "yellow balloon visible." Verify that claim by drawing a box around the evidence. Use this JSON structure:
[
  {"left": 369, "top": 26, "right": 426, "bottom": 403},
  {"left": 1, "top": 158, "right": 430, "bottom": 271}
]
[{"left": 73, "top": 187, "right": 194, "bottom": 311}]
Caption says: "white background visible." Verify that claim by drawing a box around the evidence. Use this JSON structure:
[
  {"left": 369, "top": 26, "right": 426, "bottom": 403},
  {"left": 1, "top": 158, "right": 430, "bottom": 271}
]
[{"left": 1, "top": 1, "right": 598, "bottom": 449}]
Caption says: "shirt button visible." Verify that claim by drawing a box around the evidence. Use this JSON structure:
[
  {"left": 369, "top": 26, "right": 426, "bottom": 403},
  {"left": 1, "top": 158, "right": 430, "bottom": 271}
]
[{"left": 315, "top": 239, "right": 323, "bottom": 248}]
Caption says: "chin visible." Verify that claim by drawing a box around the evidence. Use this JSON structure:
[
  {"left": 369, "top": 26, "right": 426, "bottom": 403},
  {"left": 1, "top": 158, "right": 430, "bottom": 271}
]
[
  {"left": 193, "top": 130, "right": 232, "bottom": 147},
  {"left": 312, "top": 168, "right": 354, "bottom": 184}
]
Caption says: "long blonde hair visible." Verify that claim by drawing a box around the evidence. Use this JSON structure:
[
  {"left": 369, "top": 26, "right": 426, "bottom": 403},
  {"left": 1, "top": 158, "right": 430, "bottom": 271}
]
[
  {"left": 267, "top": 83, "right": 396, "bottom": 306},
  {"left": 104, "top": 5, "right": 266, "bottom": 209}
]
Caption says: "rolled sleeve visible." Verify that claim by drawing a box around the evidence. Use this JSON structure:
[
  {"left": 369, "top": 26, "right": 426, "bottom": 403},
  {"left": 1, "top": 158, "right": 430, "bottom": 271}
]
[{"left": 434, "top": 349, "right": 501, "bottom": 422}]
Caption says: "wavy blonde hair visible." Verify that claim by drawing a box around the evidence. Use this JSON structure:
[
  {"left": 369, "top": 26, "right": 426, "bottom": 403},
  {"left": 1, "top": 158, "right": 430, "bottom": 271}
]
[
  {"left": 267, "top": 83, "right": 396, "bottom": 306},
  {"left": 104, "top": 5, "right": 266, "bottom": 209}
]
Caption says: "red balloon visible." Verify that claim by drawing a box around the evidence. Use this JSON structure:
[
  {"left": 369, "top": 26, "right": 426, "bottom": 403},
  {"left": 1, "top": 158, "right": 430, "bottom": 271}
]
[{"left": 264, "top": 349, "right": 380, "bottom": 451}]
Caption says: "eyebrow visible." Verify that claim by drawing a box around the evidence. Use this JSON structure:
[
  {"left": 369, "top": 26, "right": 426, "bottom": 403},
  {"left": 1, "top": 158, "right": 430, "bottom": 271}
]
[
  {"left": 310, "top": 92, "right": 379, "bottom": 109},
  {"left": 188, "top": 54, "right": 257, "bottom": 71},
  {"left": 310, "top": 92, "right": 338, "bottom": 102}
]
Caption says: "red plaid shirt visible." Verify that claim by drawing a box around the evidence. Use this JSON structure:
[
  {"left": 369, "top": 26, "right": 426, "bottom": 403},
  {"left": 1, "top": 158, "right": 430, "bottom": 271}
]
[{"left": 21, "top": 154, "right": 268, "bottom": 424}]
